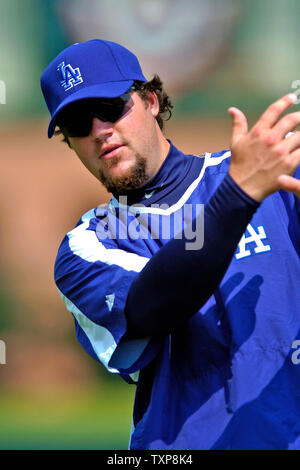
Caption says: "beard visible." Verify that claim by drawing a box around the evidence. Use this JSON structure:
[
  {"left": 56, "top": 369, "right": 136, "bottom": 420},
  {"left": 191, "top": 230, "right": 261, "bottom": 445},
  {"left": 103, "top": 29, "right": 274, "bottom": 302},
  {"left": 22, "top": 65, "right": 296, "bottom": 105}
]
[{"left": 98, "top": 152, "right": 149, "bottom": 195}]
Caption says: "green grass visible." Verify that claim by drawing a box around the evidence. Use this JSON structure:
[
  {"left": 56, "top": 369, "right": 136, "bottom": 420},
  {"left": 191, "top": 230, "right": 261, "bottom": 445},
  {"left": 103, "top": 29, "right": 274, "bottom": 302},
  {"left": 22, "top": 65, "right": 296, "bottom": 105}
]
[{"left": 0, "top": 381, "right": 136, "bottom": 450}]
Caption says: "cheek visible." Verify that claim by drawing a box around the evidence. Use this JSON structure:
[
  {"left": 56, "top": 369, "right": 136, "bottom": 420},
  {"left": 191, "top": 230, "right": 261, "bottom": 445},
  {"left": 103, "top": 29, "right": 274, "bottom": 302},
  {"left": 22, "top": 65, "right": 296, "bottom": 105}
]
[
  {"left": 71, "top": 143, "right": 99, "bottom": 174},
  {"left": 122, "top": 110, "right": 155, "bottom": 149},
  {"left": 69, "top": 138, "right": 89, "bottom": 154}
]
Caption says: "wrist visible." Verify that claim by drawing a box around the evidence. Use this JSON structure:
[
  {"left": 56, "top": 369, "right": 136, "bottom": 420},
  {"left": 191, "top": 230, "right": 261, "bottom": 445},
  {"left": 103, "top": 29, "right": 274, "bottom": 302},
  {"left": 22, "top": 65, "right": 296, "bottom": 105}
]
[{"left": 228, "top": 168, "right": 264, "bottom": 202}]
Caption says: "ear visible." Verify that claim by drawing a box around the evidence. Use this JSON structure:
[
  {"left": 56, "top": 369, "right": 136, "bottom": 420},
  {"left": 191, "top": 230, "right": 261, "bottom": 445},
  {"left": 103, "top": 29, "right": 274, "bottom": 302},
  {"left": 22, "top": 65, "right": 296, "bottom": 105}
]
[{"left": 147, "top": 91, "right": 159, "bottom": 118}]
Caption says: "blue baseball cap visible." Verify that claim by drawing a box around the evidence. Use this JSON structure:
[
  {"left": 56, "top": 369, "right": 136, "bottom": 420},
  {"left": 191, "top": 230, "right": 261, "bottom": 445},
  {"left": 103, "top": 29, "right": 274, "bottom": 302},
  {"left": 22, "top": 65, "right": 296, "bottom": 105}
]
[{"left": 41, "top": 39, "right": 147, "bottom": 138}]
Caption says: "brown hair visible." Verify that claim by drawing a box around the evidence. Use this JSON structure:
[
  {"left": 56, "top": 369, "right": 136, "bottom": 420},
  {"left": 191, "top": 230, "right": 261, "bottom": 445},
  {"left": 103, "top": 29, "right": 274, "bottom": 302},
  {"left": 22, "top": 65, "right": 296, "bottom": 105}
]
[
  {"left": 54, "top": 74, "right": 173, "bottom": 146},
  {"left": 133, "top": 74, "right": 173, "bottom": 130}
]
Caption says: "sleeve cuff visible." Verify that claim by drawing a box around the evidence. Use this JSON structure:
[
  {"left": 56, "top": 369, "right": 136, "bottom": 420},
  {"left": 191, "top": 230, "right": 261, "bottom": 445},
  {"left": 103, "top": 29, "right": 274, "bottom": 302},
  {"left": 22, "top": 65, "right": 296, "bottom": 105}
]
[{"left": 223, "top": 172, "right": 261, "bottom": 209}]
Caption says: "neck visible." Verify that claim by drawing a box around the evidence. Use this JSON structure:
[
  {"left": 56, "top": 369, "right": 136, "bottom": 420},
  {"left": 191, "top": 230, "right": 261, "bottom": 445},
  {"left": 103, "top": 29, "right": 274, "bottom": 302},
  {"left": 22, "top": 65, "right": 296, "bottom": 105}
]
[{"left": 148, "top": 125, "right": 170, "bottom": 180}]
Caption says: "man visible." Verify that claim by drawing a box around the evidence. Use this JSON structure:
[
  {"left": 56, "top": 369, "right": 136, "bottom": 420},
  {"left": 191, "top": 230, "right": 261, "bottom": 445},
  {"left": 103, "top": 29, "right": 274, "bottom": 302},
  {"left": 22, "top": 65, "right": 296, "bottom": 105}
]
[{"left": 41, "top": 39, "right": 300, "bottom": 450}]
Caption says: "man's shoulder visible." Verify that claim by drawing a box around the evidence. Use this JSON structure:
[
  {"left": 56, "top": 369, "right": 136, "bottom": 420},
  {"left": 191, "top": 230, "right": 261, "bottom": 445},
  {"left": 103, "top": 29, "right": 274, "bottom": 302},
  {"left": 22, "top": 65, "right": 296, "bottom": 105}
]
[
  {"left": 54, "top": 203, "right": 127, "bottom": 281},
  {"left": 182, "top": 148, "right": 231, "bottom": 176},
  {"left": 63, "top": 207, "right": 98, "bottom": 241},
  {"left": 55, "top": 206, "right": 113, "bottom": 261},
  {"left": 202, "top": 149, "right": 231, "bottom": 171},
  {"left": 178, "top": 148, "right": 231, "bottom": 201},
  {"left": 55, "top": 208, "right": 98, "bottom": 269}
]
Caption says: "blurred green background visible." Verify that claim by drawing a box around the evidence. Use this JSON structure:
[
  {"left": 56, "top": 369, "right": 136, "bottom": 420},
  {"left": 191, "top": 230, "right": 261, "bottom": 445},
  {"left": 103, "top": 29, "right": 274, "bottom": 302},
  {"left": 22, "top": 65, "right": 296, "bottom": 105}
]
[{"left": 0, "top": 0, "right": 299, "bottom": 450}]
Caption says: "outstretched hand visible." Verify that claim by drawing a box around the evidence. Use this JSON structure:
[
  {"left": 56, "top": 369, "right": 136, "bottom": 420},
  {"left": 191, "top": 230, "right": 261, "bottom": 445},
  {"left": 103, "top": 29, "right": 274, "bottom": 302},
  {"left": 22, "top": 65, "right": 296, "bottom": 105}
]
[{"left": 228, "top": 94, "right": 300, "bottom": 201}]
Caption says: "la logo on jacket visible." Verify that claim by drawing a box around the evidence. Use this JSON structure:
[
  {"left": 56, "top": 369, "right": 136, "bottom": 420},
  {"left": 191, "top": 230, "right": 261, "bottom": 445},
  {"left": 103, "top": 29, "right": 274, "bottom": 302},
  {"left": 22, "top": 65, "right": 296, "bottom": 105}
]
[{"left": 235, "top": 223, "right": 271, "bottom": 260}]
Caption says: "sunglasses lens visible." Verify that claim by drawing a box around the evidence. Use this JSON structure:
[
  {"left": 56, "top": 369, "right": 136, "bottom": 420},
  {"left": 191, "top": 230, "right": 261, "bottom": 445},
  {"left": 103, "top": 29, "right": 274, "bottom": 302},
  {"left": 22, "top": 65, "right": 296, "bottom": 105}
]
[
  {"left": 57, "top": 93, "right": 132, "bottom": 138},
  {"left": 56, "top": 106, "right": 92, "bottom": 137},
  {"left": 94, "top": 100, "right": 125, "bottom": 124},
  {"left": 64, "top": 118, "right": 92, "bottom": 138}
]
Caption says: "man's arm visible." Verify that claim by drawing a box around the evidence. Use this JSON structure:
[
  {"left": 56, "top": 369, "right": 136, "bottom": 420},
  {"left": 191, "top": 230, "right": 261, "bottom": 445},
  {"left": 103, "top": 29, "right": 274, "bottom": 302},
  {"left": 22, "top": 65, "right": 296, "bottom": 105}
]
[
  {"left": 125, "top": 94, "right": 300, "bottom": 339},
  {"left": 125, "top": 173, "right": 259, "bottom": 338}
]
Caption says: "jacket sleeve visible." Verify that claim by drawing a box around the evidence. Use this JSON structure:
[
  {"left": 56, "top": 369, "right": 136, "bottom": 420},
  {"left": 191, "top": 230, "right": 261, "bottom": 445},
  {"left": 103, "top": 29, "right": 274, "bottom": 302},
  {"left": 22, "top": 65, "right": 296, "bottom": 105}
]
[{"left": 54, "top": 209, "right": 162, "bottom": 384}]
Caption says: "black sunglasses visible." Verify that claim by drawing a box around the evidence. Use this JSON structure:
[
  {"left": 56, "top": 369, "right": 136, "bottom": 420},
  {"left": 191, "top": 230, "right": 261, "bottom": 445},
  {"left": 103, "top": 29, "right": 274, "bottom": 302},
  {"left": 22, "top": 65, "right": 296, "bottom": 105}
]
[{"left": 56, "top": 89, "right": 135, "bottom": 138}]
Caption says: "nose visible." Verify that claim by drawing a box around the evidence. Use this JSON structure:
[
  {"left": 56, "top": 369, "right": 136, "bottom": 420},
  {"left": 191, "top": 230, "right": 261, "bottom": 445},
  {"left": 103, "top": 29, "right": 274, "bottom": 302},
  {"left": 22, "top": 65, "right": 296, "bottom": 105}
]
[{"left": 90, "top": 117, "right": 114, "bottom": 140}]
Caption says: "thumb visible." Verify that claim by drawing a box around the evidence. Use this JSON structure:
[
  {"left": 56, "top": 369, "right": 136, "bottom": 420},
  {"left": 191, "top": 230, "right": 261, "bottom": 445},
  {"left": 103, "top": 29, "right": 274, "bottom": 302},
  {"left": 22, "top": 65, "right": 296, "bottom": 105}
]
[{"left": 228, "top": 107, "right": 248, "bottom": 145}]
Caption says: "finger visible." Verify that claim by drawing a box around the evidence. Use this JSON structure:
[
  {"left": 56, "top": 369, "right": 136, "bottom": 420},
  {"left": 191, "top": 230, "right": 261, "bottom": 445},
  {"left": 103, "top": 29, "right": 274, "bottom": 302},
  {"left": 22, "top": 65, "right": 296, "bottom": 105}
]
[
  {"left": 277, "top": 131, "right": 300, "bottom": 153},
  {"left": 228, "top": 107, "right": 248, "bottom": 145},
  {"left": 288, "top": 149, "right": 300, "bottom": 175},
  {"left": 255, "top": 93, "right": 298, "bottom": 130},
  {"left": 272, "top": 112, "right": 300, "bottom": 139},
  {"left": 290, "top": 148, "right": 300, "bottom": 168},
  {"left": 285, "top": 132, "right": 294, "bottom": 139},
  {"left": 278, "top": 174, "right": 300, "bottom": 196}
]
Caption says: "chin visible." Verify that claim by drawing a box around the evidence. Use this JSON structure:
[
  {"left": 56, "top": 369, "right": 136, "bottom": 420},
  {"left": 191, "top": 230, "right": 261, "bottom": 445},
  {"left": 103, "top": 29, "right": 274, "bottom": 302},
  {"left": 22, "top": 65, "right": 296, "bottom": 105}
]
[
  {"left": 107, "top": 160, "right": 135, "bottom": 178},
  {"left": 98, "top": 152, "right": 148, "bottom": 194}
]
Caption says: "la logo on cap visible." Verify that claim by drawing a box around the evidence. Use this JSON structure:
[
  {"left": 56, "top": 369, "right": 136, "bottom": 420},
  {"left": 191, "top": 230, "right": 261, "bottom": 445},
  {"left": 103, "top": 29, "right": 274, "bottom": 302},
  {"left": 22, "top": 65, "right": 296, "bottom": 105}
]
[{"left": 57, "top": 61, "right": 83, "bottom": 91}]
